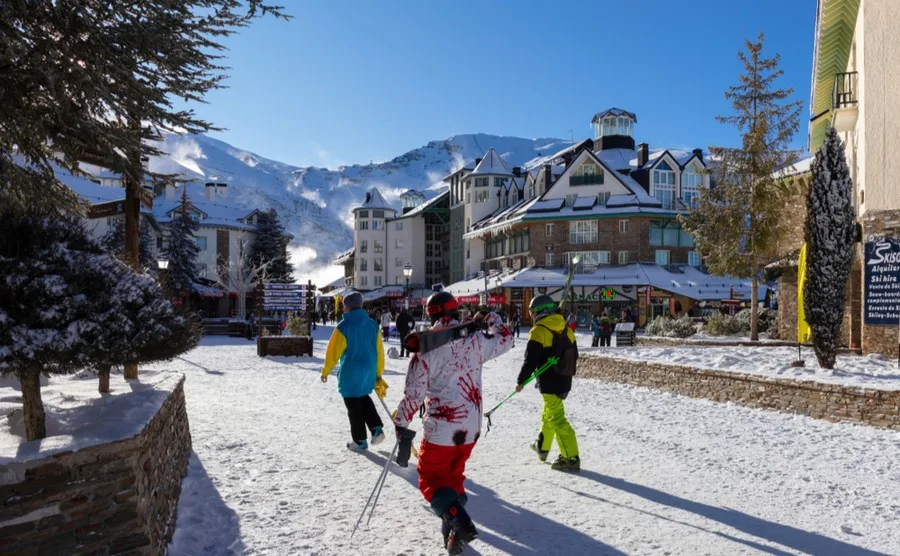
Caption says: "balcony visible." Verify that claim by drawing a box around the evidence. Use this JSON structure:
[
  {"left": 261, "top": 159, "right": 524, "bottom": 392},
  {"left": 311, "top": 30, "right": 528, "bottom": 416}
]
[
  {"left": 832, "top": 72, "right": 858, "bottom": 132},
  {"left": 570, "top": 174, "right": 604, "bottom": 186}
]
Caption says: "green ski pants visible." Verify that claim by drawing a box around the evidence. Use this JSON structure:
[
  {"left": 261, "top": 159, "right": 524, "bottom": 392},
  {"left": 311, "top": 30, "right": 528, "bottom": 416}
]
[{"left": 539, "top": 393, "right": 579, "bottom": 458}]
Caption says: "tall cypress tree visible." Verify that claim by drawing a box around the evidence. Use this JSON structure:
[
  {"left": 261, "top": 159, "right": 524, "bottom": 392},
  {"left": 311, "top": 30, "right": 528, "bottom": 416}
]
[
  {"left": 804, "top": 126, "right": 855, "bottom": 369},
  {"left": 164, "top": 189, "right": 201, "bottom": 295},
  {"left": 251, "top": 209, "right": 294, "bottom": 283}
]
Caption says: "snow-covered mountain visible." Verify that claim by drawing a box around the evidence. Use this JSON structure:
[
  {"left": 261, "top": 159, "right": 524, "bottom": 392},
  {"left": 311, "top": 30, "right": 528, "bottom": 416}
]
[{"left": 147, "top": 132, "right": 570, "bottom": 286}]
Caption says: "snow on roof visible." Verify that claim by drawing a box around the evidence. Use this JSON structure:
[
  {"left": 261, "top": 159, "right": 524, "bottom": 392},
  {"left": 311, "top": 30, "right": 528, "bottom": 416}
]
[
  {"left": 59, "top": 170, "right": 126, "bottom": 205},
  {"left": 334, "top": 247, "right": 355, "bottom": 264},
  {"left": 361, "top": 285, "right": 405, "bottom": 302},
  {"left": 509, "top": 176, "right": 525, "bottom": 191},
  {"left": 469, "top": 148, "right": 513, "bottom": 177},
  {"left": 389, "top": 190, "right": 448, "bottom": 220},
  {"left": 591, "top": 108, "right": 638, "bottom": 123},
  {"left": 445, "top": 270, "right": 508, "bottom": 297},
  {"left": 357, "top": 188, "right": 394, "bottom": 211},
  {"left": 775, "top": 156, "right": 815, "bottom": 179},
  {"left": 530, "top": 199, "right": 565, "bottom": 213},
  {"left": 573, "top": 196, "right": 597, "bottom": 210},
  {"left": 151, "top": 183, "right": 256, "bottom": 231},
  {"left": 594, "top": 148, "right": 636, "bottom": 171}
]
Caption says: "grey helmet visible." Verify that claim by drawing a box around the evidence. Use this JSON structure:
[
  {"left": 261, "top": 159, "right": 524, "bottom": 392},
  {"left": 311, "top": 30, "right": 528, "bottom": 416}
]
[
  {"left": 342, "top": 292, "right": 363, "bottom": 310},
  {"left": 529, "top": 294, "right": 558, "bottom": 321}
]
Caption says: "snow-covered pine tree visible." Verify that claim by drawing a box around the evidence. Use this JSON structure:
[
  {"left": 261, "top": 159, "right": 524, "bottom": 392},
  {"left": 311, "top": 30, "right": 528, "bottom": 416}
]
[
  {"left": 164, "top": 189, "right": 201, "bottom": 296},
  {"left": 804, "top": 126, "right": 855, "bottom": 369},
  {"left": 102, "top": 217, "right": 155, "bottom": 271},
  {"left": 251, "top": 209, "right": 294, "bottom": 283}
]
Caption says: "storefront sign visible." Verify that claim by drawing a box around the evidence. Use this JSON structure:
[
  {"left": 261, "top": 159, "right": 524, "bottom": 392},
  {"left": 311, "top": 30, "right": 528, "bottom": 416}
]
[
  {"left": 600, "top": 287, "right": 616, "bottom": 301},
  {"left": 487, "top": 294, "right": 506, "bottom": 305},
  {"left": 457, "top": 295, "right": 480, "bottom": 304},
  {"left": 864, "top": 237, "right": 900, "bottom": 325}
]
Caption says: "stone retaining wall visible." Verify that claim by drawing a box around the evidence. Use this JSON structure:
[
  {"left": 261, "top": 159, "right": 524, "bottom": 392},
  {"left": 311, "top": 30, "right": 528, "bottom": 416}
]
[
  {"left": 579, "top": 356, "right": 900, "bottom": 430},
  {"left": 0, "top": 377, "right": 191, "bottom": 555}
]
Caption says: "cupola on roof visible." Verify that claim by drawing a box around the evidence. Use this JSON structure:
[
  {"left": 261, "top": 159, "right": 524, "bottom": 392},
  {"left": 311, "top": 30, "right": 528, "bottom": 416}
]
[
  {"left": 469, "top": 148, "right": 514, "bottom": 177},
  {"left": 355, "top": 187, "right": 395, "bottom": 212}
]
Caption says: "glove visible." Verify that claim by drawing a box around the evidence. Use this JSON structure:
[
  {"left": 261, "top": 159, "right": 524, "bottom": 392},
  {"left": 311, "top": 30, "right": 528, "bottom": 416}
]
[
  {"left": 320, "top": 373, "right": 328, "bottom": 383},
  {"left": 395, "top": 426, "right": 417, "bottom": 468},
  {"left": 374, "top": 377, "right": 388, "bottom": 399}
]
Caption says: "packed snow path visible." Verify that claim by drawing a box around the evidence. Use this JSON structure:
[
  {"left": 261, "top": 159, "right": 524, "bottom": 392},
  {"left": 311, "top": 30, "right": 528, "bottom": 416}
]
[{"left": 150, "top": 329, "right": 900, "bottom": 555}]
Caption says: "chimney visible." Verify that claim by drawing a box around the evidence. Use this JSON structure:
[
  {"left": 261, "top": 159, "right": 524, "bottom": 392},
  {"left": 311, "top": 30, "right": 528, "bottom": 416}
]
[
  {"left": 217, "top": 182, "right": 228, "bottom": 198},
  {"left": 205, "top": 182, "right": 216, "bottom": 201},
  {"left": 475, "top": 157, "right": 482, "bottom": 167},
  {"left": 512, "top": 166, "right": 521, "bottom": 177},
  {"left": 543, "top": 164, "right": 552, "bottom": 191},
  {"left": 637, "top": 143, "right": 649, "bottom": 168},
  {"left": 166, "top": 183, "right": 176, "bottom": 200},
  {"left": 692, "top": 148, "right": 703, "bottom": 162}
]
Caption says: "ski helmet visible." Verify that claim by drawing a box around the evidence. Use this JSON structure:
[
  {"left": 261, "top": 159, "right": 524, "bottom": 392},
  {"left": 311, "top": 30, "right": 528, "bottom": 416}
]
[
  {"left": 529, "top": 294, "right": 558, "bottom": 321},
  {"left": 343, "top": 292, "right": 363, "bottom": 310},
  {"left": 426, "top": 291, "right": 458, "bottom": 324}
]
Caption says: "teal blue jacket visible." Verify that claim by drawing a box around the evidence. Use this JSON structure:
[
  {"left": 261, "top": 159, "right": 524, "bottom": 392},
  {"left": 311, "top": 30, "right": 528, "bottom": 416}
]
[{"left": 321, "top": 308, "right": 384, "bottom": 398}]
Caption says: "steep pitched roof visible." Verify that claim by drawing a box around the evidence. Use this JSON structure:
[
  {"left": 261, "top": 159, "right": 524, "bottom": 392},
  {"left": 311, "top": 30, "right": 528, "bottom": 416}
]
[
  {"left": 357, "top": 187, "right": 393, "bottom": 211},
  {"left": 591, "top": 108, "right": 638, "bottom": 124},
  {"left": 469, "top": 148, "right": 513, "bottom": 177}
]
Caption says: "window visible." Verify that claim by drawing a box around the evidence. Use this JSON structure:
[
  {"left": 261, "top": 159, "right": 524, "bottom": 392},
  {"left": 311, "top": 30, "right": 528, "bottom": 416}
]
[
  {"left": 196, "top": 237, "right": 207, "bottom": 251},
  {"left": 688, "top": 251, "right": 701, "bottom": 267},
  {"left": 663, "top": 225, "right": 678, "bottom": 246},
  {"left": 426, "top": 225, "right": 435, "bottom": 241},
  {"left": 652, "top": 161, "right": 676, "bottom": 209},
  {"left": 374, "top": 276, "right": 382, "bottom": 286},
  {"left": 156, "top": 236, "right": 163, "bottom": 250},
  {"left": 571, "top": 163, "right": 604, "bottom": 185},
  {"left": 475, "top": 177, "right": 489, "bottom": 187},
  {"left": 466, "top": 192, "right": 471, "bottom": 203},
  {"left": 373, "top": 210, "right": 384, "bottom": 218},
  {"left": 358, "top": 210, "right": 369, "bottom": 218},
  {"left": 433, "top": 243, "right": 442, "bottom": 257},
  {"left": 569, "top": 220, "right": 598, "bottom": 244},
  {"left": 360, "top": 258, "right": 368, "bottom": 272},
  {"left": 372, "top": 220, "right": 383, "bottom": 230},
  {"left": 682, "top": 169, "right": 703, "bottom": 208},
  {"left": 426, "top": 261, "right": 433, "bottom": 274},
  {"left": 360, "top": 240, "right": 368, "bottom": 253},
  {"left": 189, "top": 213, "right": 200, "bottom": 222},
  {"left": 395, "top": 257, "right": 403, "bottom": 267},
  {"left": 597, "top": 191, "right": 611, "bottom": 206},
  {"left": 358, "top": 220, "right": 369, "bottom": 230},
  {"left": 650, "top": 220, "right": 681, "bottom": 246},
  {"left": 374, "top": 258, "right": 383, "bottom": 272},
  {"left": 565, "top": 194, "right": 577, "bottom": 207},
  {"left": 434, "top": 261, "right": 441, "bottom": 273},
  {"left": 196, "top": 263, "right": 207, "bottom": 278},
  {"left": 395, "top": 239, "right": 403, "bottom": 248},
  {"left": 655, "top": 250, "right": 670, "bottom": 266},
  {"left": 679, "top": 229, "right": 695, "bottom": 247},
  {"left": 395, "top": 222, "right": 403, "bottom": 231},
  {"left": 374, "top": 240, "right": 383, "bottom": 253},
  {"left": 396, "top": 276, "right": 403, "bottom": 285},
  {"left": 426, "top": 244, "right": 433, "bottom": 257},
  {"left": 545, "top": 223, "right": 554, "bottom": 236},
  {"left": 565, "top": 251, "right": 608, "bottom": 273},
  {"left": 475, "top": 190, "right": 490, "bottom": 203},
  {"left": 360, "top": 276, "right": 367, "bottom": 287},
  {"left": 619, "top": 220, "right": 629, "bottom": 233},
  {"left": 545, "top": 253, "right": 554, "bottom": 266},
  {"left": 618, "top": 251, "right": 629, "bottom": 264},
  {"left": 494, "top": 177, "right": 506, "bottom": 188}
]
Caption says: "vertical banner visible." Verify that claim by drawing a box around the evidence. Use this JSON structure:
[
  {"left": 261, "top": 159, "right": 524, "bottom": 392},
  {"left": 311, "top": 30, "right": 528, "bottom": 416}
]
[{"left": 797, "top": 243, "right": 811, "bottom": 342}]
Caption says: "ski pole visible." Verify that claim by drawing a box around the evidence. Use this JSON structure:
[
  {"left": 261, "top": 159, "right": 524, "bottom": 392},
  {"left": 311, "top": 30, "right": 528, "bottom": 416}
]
[
  {"left": 351, "top": 438, "right": 399, "bottom": 538},
  {"left": 484, "top": 356, "right": 558, "bottom": 435}
]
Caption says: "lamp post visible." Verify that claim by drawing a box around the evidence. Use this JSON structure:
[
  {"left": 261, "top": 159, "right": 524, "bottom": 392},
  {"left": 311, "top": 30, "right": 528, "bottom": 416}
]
[
  {"left": 403, "top": 263, "right": 413, "bottom": 311},
  {"left": 157, "top": 258, "right": 170, "bottom": 297}
]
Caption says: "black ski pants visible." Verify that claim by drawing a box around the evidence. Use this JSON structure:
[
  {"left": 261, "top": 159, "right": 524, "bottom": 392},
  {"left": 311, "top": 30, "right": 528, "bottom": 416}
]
[
  {"left": 343, "top": 395, "right": 383, "bottom": 444},
  {"left": 398, "top": 329, "right": 411, "bottom": 357}
]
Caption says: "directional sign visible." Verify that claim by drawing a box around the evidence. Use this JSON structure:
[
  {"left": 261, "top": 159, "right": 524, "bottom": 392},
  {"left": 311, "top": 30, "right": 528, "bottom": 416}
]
[{"left": 264, "top": 284, "right": 310, "bottom": 291}]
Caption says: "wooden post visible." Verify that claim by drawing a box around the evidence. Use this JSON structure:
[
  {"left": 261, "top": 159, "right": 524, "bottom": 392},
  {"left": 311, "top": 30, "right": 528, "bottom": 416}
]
[{"left": 257, "top": 278, "right": 264, "bottom": 356}]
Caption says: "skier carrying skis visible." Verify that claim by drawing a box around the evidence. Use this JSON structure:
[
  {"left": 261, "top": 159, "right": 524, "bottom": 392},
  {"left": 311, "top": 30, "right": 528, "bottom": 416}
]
[
  {"left": 516, "top": 294, "right": 580, "bottom": 472},
  {"left": 321, "top": 292, "right": 389, "bottom": 451},
  {"left": 393, "top": 291, "right": 513, "bottom": 554}
]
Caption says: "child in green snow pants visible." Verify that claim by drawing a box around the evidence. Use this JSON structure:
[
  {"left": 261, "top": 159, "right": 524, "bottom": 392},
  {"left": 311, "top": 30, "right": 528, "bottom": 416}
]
[{"left": 538, "top": 393, "right": 579, "bottom": 457}]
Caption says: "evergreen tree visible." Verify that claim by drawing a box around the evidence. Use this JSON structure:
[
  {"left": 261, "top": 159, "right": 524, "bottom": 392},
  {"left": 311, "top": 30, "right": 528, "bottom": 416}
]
[
  {"left": 102, "top": 217, "right": 156, "bottom": 271},
  {"left": 0, "top": 1, "right": 288, "bottom": 213},
  {"left": 164, "top": 189, "right": 201, "bottom": 295},
  {"left": 251, "top": 209, "right": 294, "bottom": 283},
  {"left": 681, "top": 34, "right": 803, "bottom": 340},
  {"left": 804, "top": 127, "right": 855, "bottom": 369}
]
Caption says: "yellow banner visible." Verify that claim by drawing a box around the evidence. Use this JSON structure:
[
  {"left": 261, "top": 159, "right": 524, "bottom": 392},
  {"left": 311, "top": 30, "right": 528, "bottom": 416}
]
[{"left": 797, "top": 243, "right": 811, "bottom": 343}]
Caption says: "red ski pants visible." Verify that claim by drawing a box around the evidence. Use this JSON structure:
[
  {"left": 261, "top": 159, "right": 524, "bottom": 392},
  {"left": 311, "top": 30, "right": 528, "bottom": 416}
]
[{"left": 417, "top": 441, "right": 476, "bottom": 511}]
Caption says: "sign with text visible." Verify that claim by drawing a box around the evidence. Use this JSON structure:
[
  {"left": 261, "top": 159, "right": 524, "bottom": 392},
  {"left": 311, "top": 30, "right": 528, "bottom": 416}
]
[{"left": 864, "top": 237, "right": 900, "bottom": 325}]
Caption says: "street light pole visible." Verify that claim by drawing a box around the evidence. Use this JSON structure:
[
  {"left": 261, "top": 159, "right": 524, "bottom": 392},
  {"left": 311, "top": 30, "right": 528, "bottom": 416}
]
[{"left": 403, "top": 263, "right": 413, "bottom": 312}]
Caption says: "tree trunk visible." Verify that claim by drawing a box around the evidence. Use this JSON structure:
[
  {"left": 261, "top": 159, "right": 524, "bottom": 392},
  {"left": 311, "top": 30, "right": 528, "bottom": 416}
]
[
  {"left": 98, "top": 364, "right": 111, "bottom": 393},
  {"left": 20, "top": 370, "right": 46, "bottom": 441},
  {"left": 124, "top": 361, "right": 138, "bottom": 380},
  {"left": 750, "top": 272, "right": 759, "bottom": 341}
]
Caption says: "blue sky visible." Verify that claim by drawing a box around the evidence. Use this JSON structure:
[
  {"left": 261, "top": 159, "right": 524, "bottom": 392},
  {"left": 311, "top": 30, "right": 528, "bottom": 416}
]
[{"left": 189, "top": 0, "right": 817, "bottom": 168}]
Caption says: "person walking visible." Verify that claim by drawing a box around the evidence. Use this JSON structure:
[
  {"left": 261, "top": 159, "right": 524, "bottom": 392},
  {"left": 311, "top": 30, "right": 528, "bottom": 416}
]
[
  {"left": 591, "top": 314, "right": 601, "bottom": 347},
  {"left": 395, "top": 308, "right": 415, "bottom": 357},
  {"left": 321, "top": 292, "right": 389, "bottom": 451},
  {"left": 516, "top": 294, "right": 580, "bottom": 472},
  {"left": 321, "top": 310, "right": 328, "bottom": 327},
  {"left": 393, "top": 292, "right": 513, "bottom": 554},
  {"left": 599, "top": 312, "right": 613, "bottom": 347},
  {"left": 380, "top": 310, "right": 392, "bottom": 342},
  {"left": 512, "top": 311, "right": 522, "bottom": 338}
]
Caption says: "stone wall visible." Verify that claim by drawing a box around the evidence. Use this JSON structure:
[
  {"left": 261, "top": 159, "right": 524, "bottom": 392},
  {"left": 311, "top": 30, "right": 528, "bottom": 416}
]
[
  {"left": 635, "top": 336, "right": 796, "bottom": 348},
  {"left": 0, "top": 377, "right": 191, "bottom": 555},
  {"left": 579, "top": 356, "right": 900, "bottom": 430},
  {"left": 860, "top": 209, "right": 900, "bottom": 358}
]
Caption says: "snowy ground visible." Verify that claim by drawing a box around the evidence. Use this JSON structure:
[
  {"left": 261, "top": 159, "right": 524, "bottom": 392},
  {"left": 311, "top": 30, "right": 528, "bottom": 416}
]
[
  {"left": 146, "top": 329, "right": 900, "bottom": 556},
  {"left": 583, "top": 344, "right": 900, "bottom": 391}
]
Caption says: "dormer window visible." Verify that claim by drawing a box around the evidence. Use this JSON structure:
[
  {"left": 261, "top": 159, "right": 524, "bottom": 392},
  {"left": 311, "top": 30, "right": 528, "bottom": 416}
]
[
  {"left": 682, "top": 166, "right": 703, "bottom": 208},
  {"left": 572, "top": 163, "right": 604, "bottom": 185},
  {"left": 652, "top": 161, "right": 676, "bottom": 209}
]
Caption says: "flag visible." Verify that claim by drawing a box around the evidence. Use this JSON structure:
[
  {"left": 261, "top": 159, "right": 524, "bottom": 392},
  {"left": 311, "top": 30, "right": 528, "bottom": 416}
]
[{"left": 797, "top": 243, "right": 811, "bottom": 343}]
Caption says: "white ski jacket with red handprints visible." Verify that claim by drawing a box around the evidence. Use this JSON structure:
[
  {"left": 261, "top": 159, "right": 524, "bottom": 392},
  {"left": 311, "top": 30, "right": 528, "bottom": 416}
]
[{"left": 394, "top": 313, "right": 513, "bottom": 446}]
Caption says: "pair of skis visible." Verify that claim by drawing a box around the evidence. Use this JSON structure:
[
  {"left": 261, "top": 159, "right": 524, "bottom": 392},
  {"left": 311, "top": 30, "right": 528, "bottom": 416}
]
[{"left": 403, "top": 319, "right": 490, "bottom": 354}]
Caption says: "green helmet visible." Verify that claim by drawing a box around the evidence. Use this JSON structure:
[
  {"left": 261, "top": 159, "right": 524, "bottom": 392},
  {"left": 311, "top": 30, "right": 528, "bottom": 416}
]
[{"left": 529, "top": 294, "right": 558, "bottom": 321}]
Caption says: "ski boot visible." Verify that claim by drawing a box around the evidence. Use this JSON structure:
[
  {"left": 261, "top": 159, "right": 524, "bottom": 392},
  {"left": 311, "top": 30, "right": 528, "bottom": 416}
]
[
  {"left": 346, "top": 440, "right": 368, "bottom": 452},
  {"left": 530, "top": 438, "right": 549, "bottom": 462},
  {"left": 442, "top": 500, "right": 477, "bottom": 555},
  {"left": 550, "top": 455, "right": 580, "bottom": 472},
  {"left": 371, "top": 426, "right": 385, "bottom": 446}
]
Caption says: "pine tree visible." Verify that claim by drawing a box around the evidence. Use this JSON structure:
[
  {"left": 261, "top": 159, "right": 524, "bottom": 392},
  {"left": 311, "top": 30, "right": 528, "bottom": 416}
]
[
  {"left": 102, "top": 218, "right": 156, "bottom": 271},
  {"left": 0, "top": 2, "right": 289, "bottom": 213},
  {"left": 164, "top": 189, "right": 201, "bottom": 296},
  {"left": 804, "top": 127, "right": 855, "bottom": 369},
  {"left": 251, "top": 209, "right": 294, "bottom": 283},
  {"left": 681, "top": 34, "right": 803, "bottom": 340}
]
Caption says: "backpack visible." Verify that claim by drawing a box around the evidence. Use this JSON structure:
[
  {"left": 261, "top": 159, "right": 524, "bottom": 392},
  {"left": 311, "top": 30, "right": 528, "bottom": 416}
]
[{"left": 538, "top": 325, "right": 579, "bottom": 377}]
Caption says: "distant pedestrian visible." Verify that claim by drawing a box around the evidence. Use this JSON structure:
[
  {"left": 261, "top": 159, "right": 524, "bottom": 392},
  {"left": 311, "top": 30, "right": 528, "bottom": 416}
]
[
  {"left": 598, "top": 313, "right": 613, "bottom": 347},
  {"left": 591, "top": 314, "right": 601, "bottom": 347},
  {"left": 396, "top": 308, "right": 415, "bottom": 357},
  {"left": 511, "top": 312, "right": 522, "bottom": 338},
  {"left": 322, "top": 311, "right": 327, "bottom": 327},
  {"left": 380, "top": 310, "right": 392, "bottom": 342}
]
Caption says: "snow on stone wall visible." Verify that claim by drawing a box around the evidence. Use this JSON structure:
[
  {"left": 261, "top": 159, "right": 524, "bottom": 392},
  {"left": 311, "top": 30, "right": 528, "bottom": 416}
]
[{"left": 0, "top": 375, "right": 191, "bottom": 555}]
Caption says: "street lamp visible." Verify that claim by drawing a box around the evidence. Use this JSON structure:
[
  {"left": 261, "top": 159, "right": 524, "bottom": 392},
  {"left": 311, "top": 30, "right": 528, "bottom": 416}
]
[
  {"left": 157, "top": 258, "right": 169, "bottom": 270},
  {"left": 403, "top": 263, "right": 413, "bottom": 310}
]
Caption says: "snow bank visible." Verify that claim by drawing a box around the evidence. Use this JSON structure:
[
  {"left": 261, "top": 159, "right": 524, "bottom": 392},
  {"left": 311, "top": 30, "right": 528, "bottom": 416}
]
[
  {"left": 585, "top": 346, "right": 900, "bottom": 391},
  {"left": 0, "top": 370, "right": 183, "bottom": 464}
]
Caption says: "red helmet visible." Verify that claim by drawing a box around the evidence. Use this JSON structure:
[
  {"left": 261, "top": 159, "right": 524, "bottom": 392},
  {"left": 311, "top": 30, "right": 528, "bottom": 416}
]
[{"left": 426, "top": 291, "right": 458, "bottom": 324}]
